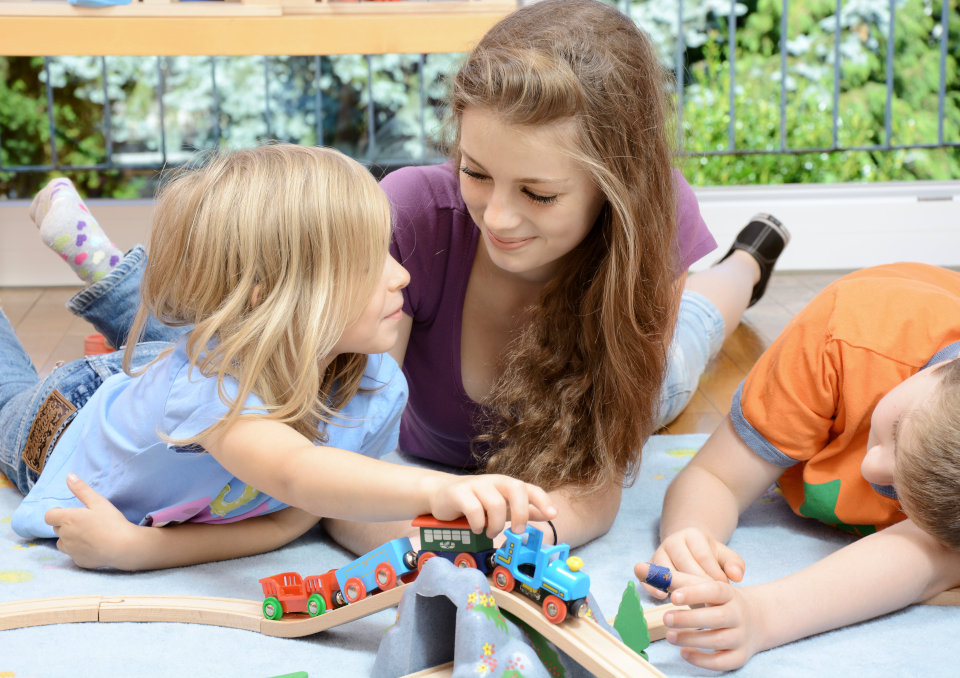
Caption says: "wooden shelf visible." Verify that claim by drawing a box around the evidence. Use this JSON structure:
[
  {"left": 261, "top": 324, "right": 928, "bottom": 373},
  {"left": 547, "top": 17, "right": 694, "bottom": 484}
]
[{"left": 0, "top": 0, "right": 517, "bottom": 56}]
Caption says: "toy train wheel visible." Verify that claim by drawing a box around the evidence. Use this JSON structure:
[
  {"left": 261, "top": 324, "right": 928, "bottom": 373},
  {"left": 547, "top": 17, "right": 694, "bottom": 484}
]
[
  {"left": 262, "top": 596, "right": 284, "bottom": 620},
  {"left": 491, "top": 566, "right": 515, "bottom": 593},
  {"left": 569, "top": 598, "right": 589, "bottom": 619},
  {"left": 375, "top": 563, "right": 398, "bottom": 590},
  {"left": 333, "top": 589, "right": 347, "bottom": 608},
  {"left": 403, "top": 550, "right": 418, "bottom": 571},
  {"left": 417, "top": 552, "right": 436, "bottom": 571},
  {"left": 344, "top": 577, "right": 367, "bottom": 603},
  {"left": 542, "top": 594, "right": 567, "bottom": 624},
  {"left": 453, "top": 553, "right": 477, "bottom": 569},
  {"left": 306, "top": 593, "right": 326, "bottom": 617}
]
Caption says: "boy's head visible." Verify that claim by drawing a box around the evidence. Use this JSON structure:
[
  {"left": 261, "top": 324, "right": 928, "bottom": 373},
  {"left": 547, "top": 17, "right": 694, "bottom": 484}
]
[{"left": 866, "top": 356, "right": 960, "bottom": 550}]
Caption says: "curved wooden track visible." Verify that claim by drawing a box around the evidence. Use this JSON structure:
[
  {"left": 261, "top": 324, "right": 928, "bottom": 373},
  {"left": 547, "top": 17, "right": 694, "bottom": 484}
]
[
  {"left": 0, "top": 583, "right": 407, "bottom": 638},
  {"left": 0, "top": 582, "right": 664, "bottom": 677},
  {"left": 490, "top": 589, "right": 666, "bottom": 678},
  {"left": 4, "top": 584, "right": 955, "bottom": 677}
]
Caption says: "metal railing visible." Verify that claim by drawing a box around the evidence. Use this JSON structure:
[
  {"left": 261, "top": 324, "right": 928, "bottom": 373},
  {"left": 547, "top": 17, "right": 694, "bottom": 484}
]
[{"left": 0, "top": 0, "right": 956, "bottom": 191}]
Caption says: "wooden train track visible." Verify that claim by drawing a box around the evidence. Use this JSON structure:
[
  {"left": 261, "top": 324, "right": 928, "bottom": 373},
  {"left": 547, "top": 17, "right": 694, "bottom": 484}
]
[
  {"left": 0, "top": 584, "right": 407, "bottom": 638},
  {"left": 491, "top": 589, "right": 666, "bottom": 678},
  {"left": 3, "top": 585, "right": 956, "bottom": 677},
  {"left": 0, "top": 582, "right": 666, "bottom": 677}
]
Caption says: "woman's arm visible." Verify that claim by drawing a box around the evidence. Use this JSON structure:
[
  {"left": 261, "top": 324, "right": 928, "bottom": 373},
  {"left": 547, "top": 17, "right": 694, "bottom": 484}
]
[
  {"left": 660, "top": 518, "right": 960, "bottom": 671},
  {"left": 533, "top": 478, "right": 622, "bottom": 548},
  {"left": 45, "top": 475, "right": 320, "bottom": 570}
]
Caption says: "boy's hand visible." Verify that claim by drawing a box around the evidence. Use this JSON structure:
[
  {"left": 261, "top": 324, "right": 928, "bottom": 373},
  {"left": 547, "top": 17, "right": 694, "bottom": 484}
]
[
  {"left": 636, "top": 562, "right": 765, "bottom": 671},
  {"left": 645, "top": 527, "right": 745, "bottom": 598},
  {"left": 44, "top": 474, "right": 141, "bottom": 570},
  {"left": 428, "top": 474, "right": 557, "bottom": 539}
]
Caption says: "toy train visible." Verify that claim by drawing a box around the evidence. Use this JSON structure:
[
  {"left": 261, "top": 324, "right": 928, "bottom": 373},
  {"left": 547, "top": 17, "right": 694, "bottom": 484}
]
[
  {"left": 258, "top": 537, "right": 418, "bottom": 620},
  {"left": 259, "top": 519, "right": 590, "bottom": 624},
  {"left": 489, "top": 524, "right": 590, "bottom": 624},
  {"left": 413, "top": 515, "right": 498, "bottom": 573}
]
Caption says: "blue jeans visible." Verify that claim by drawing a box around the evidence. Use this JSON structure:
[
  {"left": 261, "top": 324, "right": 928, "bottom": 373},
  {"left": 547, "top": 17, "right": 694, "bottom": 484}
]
[
  {"left": 62, "top": 247, "right": 724, "bottom": 434},
  {"left": 0, "top": 309, "right": 166, "bottom": 496},
  {"left": 654, "top": 291, "right": 726, "bottom": 429},
  {"left": 66, "top": 245, "right": 185, "bottom": 347}
]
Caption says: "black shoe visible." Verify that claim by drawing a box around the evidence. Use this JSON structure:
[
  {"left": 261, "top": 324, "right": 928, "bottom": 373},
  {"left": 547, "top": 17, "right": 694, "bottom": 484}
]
[{"left": 717, "top": 213, "right": 790, "bottom": 307}]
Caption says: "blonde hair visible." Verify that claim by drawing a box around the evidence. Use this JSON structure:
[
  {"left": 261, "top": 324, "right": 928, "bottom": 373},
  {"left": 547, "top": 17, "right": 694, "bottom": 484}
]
[
  {"left": 896, "top": 357, "right": 960, "bottom": 550},
  {"left": 124, "top": 144, "right": 391, "bottom": 443},
  {"left": 450, "top": 0, "right": 679, "bottom": 491}
]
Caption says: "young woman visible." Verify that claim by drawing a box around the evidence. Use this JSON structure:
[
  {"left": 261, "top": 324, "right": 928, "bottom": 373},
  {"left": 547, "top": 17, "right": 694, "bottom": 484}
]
[
  {"left": 326, "top": 0, "right": 788, "bottom": 552},
  {"left": 5, "top": 145, "right": 553, "bottom": 570}
]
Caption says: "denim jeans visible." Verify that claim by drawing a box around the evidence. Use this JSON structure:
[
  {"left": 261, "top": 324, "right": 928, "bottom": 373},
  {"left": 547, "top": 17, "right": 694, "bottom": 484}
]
[
  {"left": 66, "top": 245, "right": 186, "bottom": 348},
  {"left": 0, "top": 309, "right": 167, "bottom": 495},
  {"left": 61, "top": 246, "right": 724, "bottom": 433},
  {"left": 654, "top": 290, "right": 726, "bottom": 429}
]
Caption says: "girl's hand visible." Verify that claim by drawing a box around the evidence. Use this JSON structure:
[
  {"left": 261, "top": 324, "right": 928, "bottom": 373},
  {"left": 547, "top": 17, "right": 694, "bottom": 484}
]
[
  {"left": 645, "top": 527, "right": 745, "bottom": 599},
  {"left": 44, "top": 474, "right": 141, "bottom": 570},
  {"left": 636, "top": 562, "right": 765, "bottom": 672},
  {"left": 428, "top": 474, "right": 557, "bottom": 539}
]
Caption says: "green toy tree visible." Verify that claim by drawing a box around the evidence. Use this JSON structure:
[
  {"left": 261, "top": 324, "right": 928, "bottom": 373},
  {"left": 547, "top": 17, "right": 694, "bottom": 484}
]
[{"left": 613, "top": 581, "right": 651, "bottom": 660}]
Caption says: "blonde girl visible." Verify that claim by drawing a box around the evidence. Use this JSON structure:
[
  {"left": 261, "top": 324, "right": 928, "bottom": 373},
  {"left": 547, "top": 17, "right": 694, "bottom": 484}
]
[{"left": 4, "top": 144, "right": 553, "bottom": 570}]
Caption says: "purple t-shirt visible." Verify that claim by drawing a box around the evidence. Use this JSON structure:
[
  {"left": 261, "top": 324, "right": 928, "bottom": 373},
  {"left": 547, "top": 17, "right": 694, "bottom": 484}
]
[{"left": 383, "top": 163, "right": 715, "bottom": 468}]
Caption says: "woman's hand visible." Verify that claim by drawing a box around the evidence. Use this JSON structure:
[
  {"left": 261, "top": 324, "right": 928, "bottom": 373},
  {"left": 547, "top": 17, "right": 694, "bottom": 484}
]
[
  {"left": 44, "top": 474, "right": 142, "bottom": 570},
  {"left": 427, "top": 473, "right": 557, "bottom": 539},
  {"left": 645, "top": 526, "right": 745, "bottom": 598},
  {"left": 636, "top": 561, "right": 766, "bottom": 672}
]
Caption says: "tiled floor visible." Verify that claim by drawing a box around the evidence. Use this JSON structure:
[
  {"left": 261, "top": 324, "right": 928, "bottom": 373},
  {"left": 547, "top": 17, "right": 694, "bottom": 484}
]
[{"left": 0, "top": 269, "right": 849, "bottom": 435}]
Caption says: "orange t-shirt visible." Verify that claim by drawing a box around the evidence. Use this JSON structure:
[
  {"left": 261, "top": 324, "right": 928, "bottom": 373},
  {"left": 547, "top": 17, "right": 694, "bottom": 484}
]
[{"left": 731, "top": 263, "right": 960, "bottom": 536}]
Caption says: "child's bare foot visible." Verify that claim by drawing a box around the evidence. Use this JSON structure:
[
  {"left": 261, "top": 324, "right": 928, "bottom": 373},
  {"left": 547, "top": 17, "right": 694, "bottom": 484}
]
[{"left": 29, "top": 178, "right": 123, "bottom": 284}]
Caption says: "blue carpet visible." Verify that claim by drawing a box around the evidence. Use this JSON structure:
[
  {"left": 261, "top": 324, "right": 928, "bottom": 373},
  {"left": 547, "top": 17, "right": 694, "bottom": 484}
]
[{"left": 0, "top": 434, "right": 954, "bottom": 677}]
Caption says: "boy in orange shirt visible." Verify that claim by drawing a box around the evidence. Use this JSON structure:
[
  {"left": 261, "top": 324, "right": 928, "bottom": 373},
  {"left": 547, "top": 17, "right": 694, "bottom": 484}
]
[{"left": 641, "top": 262, "right": 960, "bottom": 671}]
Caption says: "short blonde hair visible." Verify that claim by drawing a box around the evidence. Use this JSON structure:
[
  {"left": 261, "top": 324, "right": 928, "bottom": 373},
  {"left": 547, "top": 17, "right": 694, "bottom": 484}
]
[
  {"left": 125, "top": 144, "right": 391, "bottom": 443},
  {"left": 895, "top": 357, "right": 960, "bottom": 550}
]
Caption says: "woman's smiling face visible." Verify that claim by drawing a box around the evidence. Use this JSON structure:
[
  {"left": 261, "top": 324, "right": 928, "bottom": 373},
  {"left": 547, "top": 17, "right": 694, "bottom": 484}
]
[{"left": 457, "top": 107, "right": 607, "bottom": 282}]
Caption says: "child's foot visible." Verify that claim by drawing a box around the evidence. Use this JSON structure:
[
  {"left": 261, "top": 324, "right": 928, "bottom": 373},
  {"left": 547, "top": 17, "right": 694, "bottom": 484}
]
[
  {"left": 717, "top": 213, "right": 790, "bottom": 307},
  {"left": 29, "top": 178, "right": 123, "bottom": 285}
]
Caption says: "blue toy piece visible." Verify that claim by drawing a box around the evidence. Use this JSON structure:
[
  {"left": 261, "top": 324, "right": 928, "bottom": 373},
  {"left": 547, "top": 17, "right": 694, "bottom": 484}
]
[
  {"left": 334, "top": 537, "right": 418, "bottom": 604},
  {"left": 490, "top": 524, "right": 591, "bottom": 624},
  {"left": 68, "top": 0, "right": 132, "bottom": 7}
]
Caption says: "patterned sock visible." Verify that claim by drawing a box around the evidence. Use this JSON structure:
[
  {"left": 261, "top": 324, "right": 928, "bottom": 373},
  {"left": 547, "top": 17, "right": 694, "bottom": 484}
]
[{"left": 28, "top": 178, "right": 123, "bottom": 284}]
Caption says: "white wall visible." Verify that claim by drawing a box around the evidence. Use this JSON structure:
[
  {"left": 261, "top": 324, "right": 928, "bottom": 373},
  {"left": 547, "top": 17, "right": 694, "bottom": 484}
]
[
  {"left": 2, "top": 180, "right": 959, "bottom": 287},
  {"left": 691, "top": 180, "right": 960, "bottom": 272}
]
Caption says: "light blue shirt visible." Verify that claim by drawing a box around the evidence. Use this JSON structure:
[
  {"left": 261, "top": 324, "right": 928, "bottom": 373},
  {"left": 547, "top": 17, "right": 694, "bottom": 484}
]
[{"left": 12, "top": 339, "right": 407, "bottom": 538}]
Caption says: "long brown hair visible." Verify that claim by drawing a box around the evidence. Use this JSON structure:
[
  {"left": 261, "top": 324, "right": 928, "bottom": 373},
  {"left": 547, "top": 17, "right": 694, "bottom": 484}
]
[
  {"left": 450, "top": 0, "right": 679, "bottom": 491},
  {"left": 124, "top": 144, "right": 392, "bottom": 444}
]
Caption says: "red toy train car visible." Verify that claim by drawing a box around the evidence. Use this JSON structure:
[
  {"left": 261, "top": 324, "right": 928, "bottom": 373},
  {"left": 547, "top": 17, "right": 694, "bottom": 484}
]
[{"left": 258, "top": 537, "right": 417, "bottom": 619}]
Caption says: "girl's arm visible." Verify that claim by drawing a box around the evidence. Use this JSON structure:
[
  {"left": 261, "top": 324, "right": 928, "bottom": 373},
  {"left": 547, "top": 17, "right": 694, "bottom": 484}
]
[
  {"left": 651, "top": 415, "right": 784, "bottom": 584},
  {"left": 45, "top": 475, "right": 319, "bottom": 570},
  {"left": 324, "top": 475, "right": 622, "bottom": 556},
  {"left": 654, "top": 518, "right": 960, "bottom": 671},
  {"left": 203, "top": 417, "right": 555, "bottom": 538}
]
